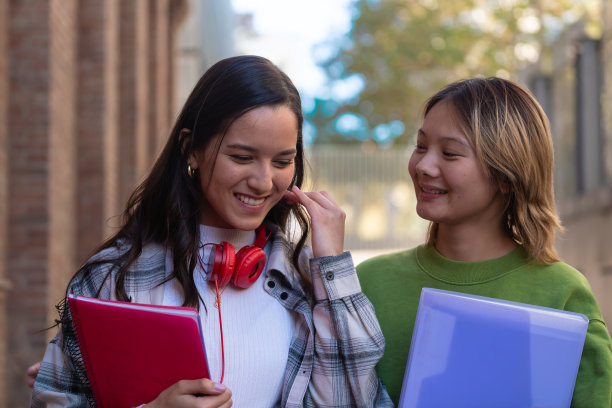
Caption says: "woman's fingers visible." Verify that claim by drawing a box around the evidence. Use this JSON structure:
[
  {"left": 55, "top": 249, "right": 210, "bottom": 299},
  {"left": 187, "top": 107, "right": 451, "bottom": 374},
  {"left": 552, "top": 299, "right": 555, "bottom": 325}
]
[
  {"left": 144, "top": 378, "right": 232, "bottom": 408},
  {"left": 26, "top": 361, "right": 41, "bottom": 388},
  {"left": 175, "top": 378, "right": 228, "bottom": 396},
  {"left": 289, "top": 186, "right": 341, "bottom": 212},
  {"left": 288, "top": 186, "right": 345, "bottom": 257},
  {"left": 283, "top": 189, "right": 298, "bottom": 206}
]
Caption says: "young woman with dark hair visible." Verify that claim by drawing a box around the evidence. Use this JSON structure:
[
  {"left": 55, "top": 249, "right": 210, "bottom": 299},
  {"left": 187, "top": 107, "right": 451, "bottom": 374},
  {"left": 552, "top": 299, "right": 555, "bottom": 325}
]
[{"left": 31, "top": 55, "right": 392, "bottom": 408}]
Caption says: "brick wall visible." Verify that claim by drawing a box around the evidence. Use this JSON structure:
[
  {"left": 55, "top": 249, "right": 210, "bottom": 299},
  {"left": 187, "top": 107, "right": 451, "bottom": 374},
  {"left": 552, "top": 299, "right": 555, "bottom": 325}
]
[
  {"left": 76, "top": 0, "right": 108, "bottom": 262},
  {"left": 0, "top": 0, "right": 8, "bottom": 405},
  {"left": 154, "top": 0, "right": 172, "bottom": 151},
  {"left": 119, "top": 0, "right": 137, "bottom": 208},
  {"left": 7, "top": 3, "right": 53, "bottom": 407},
  {"left": 0, "top": 0, "right": 186, "bottom": 405},
  {"left": 48, "top": 0, "right": 78, "bottom": 340},
  {"left": 102, "top": 0, "right": 121, "bottom": 235},
  {"left": 136, "top": 0, "right": 152, "bottom": 180}
]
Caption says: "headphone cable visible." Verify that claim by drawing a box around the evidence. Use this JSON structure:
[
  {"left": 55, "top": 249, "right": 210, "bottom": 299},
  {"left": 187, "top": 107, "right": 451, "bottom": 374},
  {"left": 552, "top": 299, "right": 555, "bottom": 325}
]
[
  {"left": 197, "top": 244, "right": 225, "bottom": 384},
  {"left": 213, "top": 278, "right": 225, "bottom": 384}
]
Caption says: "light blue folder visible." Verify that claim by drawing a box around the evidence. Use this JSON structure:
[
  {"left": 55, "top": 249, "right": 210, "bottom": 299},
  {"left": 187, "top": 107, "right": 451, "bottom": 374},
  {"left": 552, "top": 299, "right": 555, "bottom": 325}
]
[{"left": 398, "top": 288, "right": 588, "bottom": 408}]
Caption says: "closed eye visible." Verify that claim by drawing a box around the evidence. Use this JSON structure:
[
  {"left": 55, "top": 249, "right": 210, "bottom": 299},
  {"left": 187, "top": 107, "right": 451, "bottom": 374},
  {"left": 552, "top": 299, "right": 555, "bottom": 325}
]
[
  {"left": 229, "top": 155, "right": 252, "bottom": 163},
  {"left": 274, "top": 159, "right": 294, "bottom": 168}
]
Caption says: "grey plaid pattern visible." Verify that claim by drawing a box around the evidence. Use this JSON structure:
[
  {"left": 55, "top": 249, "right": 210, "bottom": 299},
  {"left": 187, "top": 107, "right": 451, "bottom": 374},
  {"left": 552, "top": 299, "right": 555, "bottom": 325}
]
[{"left": 31, "top": 228, "right": 392, "bottom": 407}]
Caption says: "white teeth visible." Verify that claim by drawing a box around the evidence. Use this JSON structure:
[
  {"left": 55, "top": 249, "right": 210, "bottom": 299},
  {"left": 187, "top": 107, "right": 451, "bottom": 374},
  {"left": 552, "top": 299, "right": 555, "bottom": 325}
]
[
  {"left": 236, "top": 194, "right": 265, "bottom": 205},
  {"left": 422, "top": 187, "right": 446, "bottom": 194}
]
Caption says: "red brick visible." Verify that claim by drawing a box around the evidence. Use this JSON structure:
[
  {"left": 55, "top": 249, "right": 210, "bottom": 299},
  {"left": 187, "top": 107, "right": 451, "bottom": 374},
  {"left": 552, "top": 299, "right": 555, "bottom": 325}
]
[{"left": 0, "top": 0, "right": 187, "bottom": 405}]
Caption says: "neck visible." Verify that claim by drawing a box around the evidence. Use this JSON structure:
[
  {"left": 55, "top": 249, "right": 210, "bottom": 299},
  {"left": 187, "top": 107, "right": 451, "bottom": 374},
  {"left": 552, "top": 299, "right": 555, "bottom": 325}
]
[
  {"left": 434, "top": 222, "right": 517, "bottom": 262},
  {"left": 198, "top": 225, "right": 256, "bottom": 251}
]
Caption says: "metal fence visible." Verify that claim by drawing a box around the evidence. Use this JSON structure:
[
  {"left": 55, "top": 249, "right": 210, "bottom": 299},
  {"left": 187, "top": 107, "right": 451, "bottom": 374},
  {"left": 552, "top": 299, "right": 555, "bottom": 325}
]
[{"left": 306, "top": 145, "right": 428, "bottom": 253}]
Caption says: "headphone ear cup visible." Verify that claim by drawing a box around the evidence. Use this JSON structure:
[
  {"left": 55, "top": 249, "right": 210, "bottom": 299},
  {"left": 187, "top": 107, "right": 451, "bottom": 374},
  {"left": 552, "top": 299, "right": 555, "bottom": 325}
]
[
  {"left": 213, "top": 242, "right": 236, "bottom": 287},
  {"left": 232, "top": 246, "right": 267, "bottom": 289}
]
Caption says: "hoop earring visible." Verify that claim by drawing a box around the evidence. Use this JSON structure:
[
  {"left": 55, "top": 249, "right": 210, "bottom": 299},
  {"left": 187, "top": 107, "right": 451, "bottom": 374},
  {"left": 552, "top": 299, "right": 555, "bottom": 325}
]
[{"left": 187, "top": 164, "right": 195, "bottom": 179}]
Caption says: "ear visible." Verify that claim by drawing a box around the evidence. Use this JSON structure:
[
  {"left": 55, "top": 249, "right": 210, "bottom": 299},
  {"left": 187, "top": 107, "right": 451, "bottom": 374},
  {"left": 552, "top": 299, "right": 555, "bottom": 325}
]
[
  {"left": 179, "top": 128, "right": 199, "bottom": 170},
  {"left": 179, "top": 128, "right": 192, "bottom": 156},
  {"left": 499, "top": 180, "right": 510, "bottom": 195}
]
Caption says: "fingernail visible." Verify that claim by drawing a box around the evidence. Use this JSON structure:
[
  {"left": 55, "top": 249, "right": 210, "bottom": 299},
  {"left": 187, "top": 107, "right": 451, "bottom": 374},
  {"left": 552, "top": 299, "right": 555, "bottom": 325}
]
[
  {"left": 214, "top": 382, "right": 226, "bottom": 392},
  {"left": 293, "top": 185, "right": 300, "bottom": 191}
]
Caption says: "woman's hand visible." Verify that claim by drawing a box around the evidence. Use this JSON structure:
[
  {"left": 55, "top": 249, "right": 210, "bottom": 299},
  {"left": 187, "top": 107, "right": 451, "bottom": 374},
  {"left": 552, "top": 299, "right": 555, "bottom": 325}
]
[
  {"left": 144, "top": 379, "right": 232, "bottom": 408},
  {"left": 26, "top": 361, "right": 41, "bottom": 388},
  {"left": 285, "top": 186, "right": 345, "bottom": 258}
]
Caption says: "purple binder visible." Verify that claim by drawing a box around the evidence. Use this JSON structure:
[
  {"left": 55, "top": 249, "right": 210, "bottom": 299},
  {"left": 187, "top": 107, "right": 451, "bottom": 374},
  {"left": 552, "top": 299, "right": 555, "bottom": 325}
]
[{"left": 398, "top": 288, "right": 588, "bottom": 408}]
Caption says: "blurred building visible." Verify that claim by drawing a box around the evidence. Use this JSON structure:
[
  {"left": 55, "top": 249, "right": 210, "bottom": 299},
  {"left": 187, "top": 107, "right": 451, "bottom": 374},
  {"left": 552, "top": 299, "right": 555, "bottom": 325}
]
[
  {"left": 0, "top": 0, "right": 234, "bottom": 406},
  {"left": 522, "top": 2, "right": 612, "bottom": 324},
  {"left": 174, "top": 0, "right": 234, "bottom": 113}
]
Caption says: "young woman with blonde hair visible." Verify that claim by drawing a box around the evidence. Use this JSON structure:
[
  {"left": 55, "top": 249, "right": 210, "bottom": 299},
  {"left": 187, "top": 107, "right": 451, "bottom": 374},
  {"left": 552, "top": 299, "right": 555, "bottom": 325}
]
[{"left": 358, "top": 77, "right": 612, "bottom": 407}]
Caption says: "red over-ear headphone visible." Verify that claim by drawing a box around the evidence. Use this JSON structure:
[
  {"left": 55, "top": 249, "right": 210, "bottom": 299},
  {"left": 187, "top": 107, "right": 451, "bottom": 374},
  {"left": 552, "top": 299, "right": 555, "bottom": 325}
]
[{"left": 203, "top": 225, "right": 269, "bottom": 289}]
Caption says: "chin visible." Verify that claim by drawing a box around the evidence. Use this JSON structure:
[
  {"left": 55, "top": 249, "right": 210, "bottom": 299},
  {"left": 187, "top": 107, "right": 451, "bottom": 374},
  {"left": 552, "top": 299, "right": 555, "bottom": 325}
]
[{"left": 416, "top": 208, "right": 437, "bottom": 223}]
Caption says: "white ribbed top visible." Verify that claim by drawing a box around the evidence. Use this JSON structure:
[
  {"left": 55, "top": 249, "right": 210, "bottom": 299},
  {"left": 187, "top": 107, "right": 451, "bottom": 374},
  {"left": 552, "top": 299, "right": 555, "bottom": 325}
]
[{"left": 163, "top": 225, "right": 295, "bottom": 407}]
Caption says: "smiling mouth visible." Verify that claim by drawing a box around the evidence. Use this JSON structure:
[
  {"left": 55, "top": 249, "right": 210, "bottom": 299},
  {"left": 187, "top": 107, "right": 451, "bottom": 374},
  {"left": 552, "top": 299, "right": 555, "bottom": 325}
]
[
  {"left": 236, "top": 193, "right": 266, "bottom": 206},
  {"left": 421, "top": 187, "right": 447, "bottom": 195}
]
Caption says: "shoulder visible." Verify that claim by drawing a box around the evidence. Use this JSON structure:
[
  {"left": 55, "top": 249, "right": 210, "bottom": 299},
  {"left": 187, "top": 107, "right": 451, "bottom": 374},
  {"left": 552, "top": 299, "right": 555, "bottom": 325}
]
[
  {"left": 266, "top": 225, "right": 308, "bottom": 276},
  {"left": 537, "top": 261, "right": 604, "bottom": 319},
  {"left": 357, "top": 247, "right": 419, "bottom": 276},
  {"left": 536, "top": 261, "right": 592, "bottom": 290},
  {"left": 268, "top": 225, "right": 298, "bottom": 253},
  {"left": 68, "top": 241, "right": 166, "bottom": 298},
  {"left": 268, "top": 224, "right": 314, "bottom": 264}
]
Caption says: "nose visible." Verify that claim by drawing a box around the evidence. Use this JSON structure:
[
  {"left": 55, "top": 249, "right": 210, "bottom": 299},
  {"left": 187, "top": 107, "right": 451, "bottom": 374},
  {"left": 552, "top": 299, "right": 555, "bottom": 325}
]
[
  {"left": 248, "top": 163, "right": 274, "bottom": 193},
  {"left": 412, "top": 151, "right": 439, "bottom": 178}
]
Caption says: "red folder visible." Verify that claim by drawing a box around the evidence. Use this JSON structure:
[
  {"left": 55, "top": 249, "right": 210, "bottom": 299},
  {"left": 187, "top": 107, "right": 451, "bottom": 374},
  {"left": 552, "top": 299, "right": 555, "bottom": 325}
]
[{"left": 67, "top": 293, "right": 210, "bottom": 408}]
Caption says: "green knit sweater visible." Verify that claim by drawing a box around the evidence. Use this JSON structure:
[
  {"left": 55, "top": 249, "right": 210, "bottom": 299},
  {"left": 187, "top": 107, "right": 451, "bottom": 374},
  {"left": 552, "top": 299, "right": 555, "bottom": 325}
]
[{"left": 357, "top": 245, "right": 612, "bottom": 407}]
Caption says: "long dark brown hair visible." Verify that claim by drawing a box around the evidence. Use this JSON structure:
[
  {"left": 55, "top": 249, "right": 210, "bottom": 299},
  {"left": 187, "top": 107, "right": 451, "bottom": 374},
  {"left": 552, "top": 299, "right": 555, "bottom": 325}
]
[{"left": 64, "top": 55, "right": 310, "bottom": 309}]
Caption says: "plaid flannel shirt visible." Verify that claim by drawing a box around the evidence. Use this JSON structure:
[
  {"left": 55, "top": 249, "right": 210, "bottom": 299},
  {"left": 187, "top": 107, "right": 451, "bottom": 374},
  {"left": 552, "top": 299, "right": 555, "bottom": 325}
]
[{"left": 31, "top": 227, "right": 393, "bottom": 407}]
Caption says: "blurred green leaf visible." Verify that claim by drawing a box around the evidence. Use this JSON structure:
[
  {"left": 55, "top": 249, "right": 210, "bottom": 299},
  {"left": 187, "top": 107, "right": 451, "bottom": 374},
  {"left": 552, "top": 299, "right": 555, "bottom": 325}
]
[{"left": 310, "top": 0, "right": 601, "bottom": 147}]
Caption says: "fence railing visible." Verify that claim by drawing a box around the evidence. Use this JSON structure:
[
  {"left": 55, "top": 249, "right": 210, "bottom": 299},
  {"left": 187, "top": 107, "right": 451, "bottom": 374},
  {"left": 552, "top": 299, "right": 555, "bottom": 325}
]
[{"left": 306, "top": 145, "right": 428, "bottom": 251}]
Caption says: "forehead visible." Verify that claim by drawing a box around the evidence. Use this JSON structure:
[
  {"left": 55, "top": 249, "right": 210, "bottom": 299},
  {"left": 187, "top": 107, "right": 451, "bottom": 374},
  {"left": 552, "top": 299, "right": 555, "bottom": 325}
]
[
  {"left": 420, "top": 101, "right": 470, "bottom": 145},
  {"left": 223, "top": 105, "right": 298, "bottom": 145}
]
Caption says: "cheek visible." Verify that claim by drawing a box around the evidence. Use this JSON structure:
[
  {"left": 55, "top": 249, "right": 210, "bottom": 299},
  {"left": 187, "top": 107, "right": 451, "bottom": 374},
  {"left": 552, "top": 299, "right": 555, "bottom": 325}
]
[
  {"left": 408, "top": 156, "right": 418, "bottom": 180},
  {"left": 201, "top": 164, "right": 232, "bottom": 194},
  {"left": 197, "top": 170, "right": 211, "bottom": 193},
  {"left": 276, "top": 166, "right": 296, "bottom": 190},
  {"left": 468, "top": 163, "right": 494, "bottom": 190}
]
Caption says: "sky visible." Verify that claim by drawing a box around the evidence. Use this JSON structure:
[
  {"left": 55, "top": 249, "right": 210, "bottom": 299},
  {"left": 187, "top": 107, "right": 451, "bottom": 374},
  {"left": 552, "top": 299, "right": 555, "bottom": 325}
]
[{"left": 230, "top": 0, "right": 355, "bottom": 102}]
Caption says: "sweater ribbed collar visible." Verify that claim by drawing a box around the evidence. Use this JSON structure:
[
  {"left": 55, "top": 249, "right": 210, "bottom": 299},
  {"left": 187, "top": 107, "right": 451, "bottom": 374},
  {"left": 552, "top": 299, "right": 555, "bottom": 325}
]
[
  {"left": 415, "top": 244, "right": 530, "bottom": 285},
  {"left": 198, "top": 225, "right": 256, "bottom": 252}
]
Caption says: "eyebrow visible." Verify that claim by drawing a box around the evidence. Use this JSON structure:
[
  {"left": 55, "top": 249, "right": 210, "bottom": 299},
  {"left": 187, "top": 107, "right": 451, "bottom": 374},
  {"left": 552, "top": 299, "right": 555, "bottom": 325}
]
[
  {"left": 226, "top": 143, "right": 297, "bottom": 155},
  {"left": 417, "top": 129, "right": 470, "bottom": 148}
]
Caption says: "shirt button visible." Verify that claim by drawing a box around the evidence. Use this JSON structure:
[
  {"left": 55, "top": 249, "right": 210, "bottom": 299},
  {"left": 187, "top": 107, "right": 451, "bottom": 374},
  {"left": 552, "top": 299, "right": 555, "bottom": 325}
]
[
  {"left": 325, "top": 271, "right": 334, "bottom": 281},
  {"left": 280, "top": 292, "right": 288, "bottom": 300},
  {"left": 267, "top": 280, "right": 276, "bottom": 288}
]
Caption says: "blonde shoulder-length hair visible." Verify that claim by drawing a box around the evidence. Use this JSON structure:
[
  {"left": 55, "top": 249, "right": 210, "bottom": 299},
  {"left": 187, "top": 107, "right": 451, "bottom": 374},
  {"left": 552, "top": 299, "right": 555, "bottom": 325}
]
[{"left": 422, "top": 77, "right": 562, "bottom": 265}]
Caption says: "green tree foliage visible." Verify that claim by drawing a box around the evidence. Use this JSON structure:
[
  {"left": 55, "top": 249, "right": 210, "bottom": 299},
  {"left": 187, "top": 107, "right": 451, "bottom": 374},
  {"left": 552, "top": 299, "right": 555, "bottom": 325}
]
[{"left": 310, "top": 0, "right": 601, "bottom": 146}]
